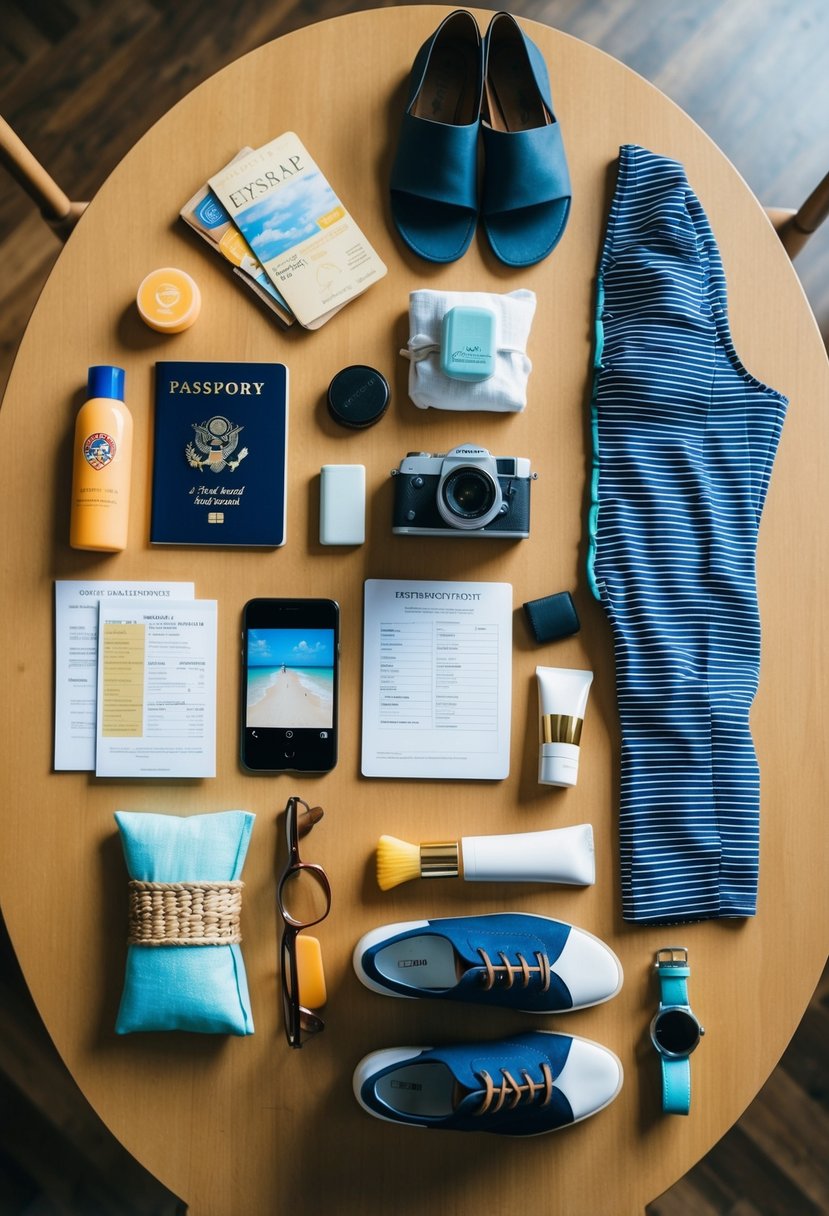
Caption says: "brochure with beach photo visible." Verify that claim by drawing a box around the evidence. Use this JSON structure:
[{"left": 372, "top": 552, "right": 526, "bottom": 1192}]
[{"left": 208, "top": 132, "right": 386, "bottom": 328}]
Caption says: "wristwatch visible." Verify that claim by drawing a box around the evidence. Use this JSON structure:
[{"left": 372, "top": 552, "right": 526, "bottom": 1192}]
[{"left": 650, "top": 946, "right": 705, "bottom": 1115}]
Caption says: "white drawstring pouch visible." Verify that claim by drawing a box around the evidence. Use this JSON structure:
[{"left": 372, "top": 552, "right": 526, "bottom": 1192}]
[{"left": 401, "top": 288, "right": 537, "bottom": 412}]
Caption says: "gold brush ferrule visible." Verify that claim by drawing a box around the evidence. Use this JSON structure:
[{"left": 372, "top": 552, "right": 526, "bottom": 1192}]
[
  {"left": 541, "top": 713, "right": 584, "bottom": 746},
  {"left": 419, "top": 841, "right": 460, "bottom": 879}
]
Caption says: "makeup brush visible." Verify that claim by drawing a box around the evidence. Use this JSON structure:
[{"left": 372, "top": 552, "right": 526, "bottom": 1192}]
[{"left": 376, "top": 824, "right": 595, "bottom": 891}]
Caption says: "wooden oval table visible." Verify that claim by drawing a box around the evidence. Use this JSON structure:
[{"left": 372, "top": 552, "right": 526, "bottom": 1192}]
[{"left": 1, "top": 9, "right": 827, "bottom": 1214}]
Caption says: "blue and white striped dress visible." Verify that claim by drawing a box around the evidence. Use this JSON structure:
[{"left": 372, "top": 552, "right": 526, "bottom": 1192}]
[{"left": 587, "top": 145, "right": 788, "bottom": 924}]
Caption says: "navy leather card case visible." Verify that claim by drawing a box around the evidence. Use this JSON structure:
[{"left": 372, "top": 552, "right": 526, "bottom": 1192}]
[{"left": 523, "top": 591, "right": 580, "bottom": 643}]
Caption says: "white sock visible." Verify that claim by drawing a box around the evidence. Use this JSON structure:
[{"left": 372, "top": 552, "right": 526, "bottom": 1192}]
[{"left": 401, "top": 288, "right": 537, "bottom": 412}]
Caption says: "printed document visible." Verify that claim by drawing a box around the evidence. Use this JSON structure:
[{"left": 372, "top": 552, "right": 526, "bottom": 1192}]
[
  {"left": 361, "top": 579, "right": 513, "bottom": 780},
  {"left": 54, "top": 581, "right": 195, "bottom": 771},
  {"left": 95, "top": 599, "right": 217, "bottom": 778}
]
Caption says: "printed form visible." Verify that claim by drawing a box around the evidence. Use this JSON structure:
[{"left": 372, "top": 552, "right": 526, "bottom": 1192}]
[
  {"left": 95, "top": 600, "right": 217, "bottom": 778},
  {"left": 53, "top": 581, "right": 195, "bottom": 771},
  {"left": 361, "top": 579, "right": 512, "bottom": 779}
]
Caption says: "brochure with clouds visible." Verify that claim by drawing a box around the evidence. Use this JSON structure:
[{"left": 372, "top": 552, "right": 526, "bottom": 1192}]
[{"left": 209, "top": 132, "right": 386, "bottom": 328}]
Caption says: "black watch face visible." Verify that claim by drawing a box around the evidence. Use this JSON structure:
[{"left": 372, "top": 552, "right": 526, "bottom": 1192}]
[{"left": 654, "top": 1008, "right": 700, "bottom": 1055}]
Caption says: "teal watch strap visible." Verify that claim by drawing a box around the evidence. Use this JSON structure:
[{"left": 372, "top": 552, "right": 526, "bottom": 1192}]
[
  {"left": 662, "top": 1054, "right": 691, "bottom": 1115},
  {"left": 659, "top": 965, "right": 689, "bottom": 1008},
  {"left": 653, "top": 947, "right": 701, "bottom": 1116}
]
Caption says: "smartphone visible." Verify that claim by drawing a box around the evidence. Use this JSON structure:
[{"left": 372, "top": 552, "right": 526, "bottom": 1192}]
[{"left": 241, "top": 598, "right": 339, "bottom": 773}]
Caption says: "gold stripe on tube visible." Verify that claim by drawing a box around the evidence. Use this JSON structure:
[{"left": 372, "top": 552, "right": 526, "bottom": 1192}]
[
  {"left": 541, "top": 714, "right": 583, "bottom": 746},
  {"left": 419, "top": 841, "right": 460, "bottom": 879}
]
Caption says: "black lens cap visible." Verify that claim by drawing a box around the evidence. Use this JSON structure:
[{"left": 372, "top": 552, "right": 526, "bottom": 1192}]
[{"left": 327, "top": 365, "right": 390, "bottom": 429}]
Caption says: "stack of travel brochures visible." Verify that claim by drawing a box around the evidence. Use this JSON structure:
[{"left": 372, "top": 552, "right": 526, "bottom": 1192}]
[
  {"left": 208, "top": 132, "right": 387, "bottom": 329},
  {"left": 180, "top": 153, "right": 295, "bottom": 329}
]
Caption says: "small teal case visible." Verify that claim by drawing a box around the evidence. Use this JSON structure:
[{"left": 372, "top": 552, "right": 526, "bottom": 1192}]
[{"left": 440, "top": 306, "right": 496, "bottom": 382}]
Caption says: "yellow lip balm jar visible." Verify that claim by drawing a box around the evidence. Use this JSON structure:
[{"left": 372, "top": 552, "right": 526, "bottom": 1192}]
[{"left": 137, "top": 267, "right": 201, "bottom": 333}]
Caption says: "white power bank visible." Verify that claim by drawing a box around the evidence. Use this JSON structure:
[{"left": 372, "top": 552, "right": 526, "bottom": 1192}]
[{"left": 320, "top": 464, "right": 366, "bottom": 545}]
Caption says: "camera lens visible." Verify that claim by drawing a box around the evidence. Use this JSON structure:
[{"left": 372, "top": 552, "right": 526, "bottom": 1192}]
[
  {"left": 443, "top": 469, "right": 495, "bottom": 517},
  {"left": 438, "top": 466, "right": 502, "bottom": 530}
]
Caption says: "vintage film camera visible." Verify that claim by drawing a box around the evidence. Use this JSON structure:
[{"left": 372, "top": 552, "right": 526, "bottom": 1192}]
[{"left": 391, "top": 444, "right": 535, "bottom": 539}]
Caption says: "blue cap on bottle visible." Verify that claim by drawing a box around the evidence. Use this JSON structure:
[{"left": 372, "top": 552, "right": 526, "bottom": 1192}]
[{"left": 87, "top": 365, "right": 125, "bottom": 401}]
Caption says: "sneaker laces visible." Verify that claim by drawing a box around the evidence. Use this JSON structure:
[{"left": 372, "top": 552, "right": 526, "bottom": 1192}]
[
  {"left": 474, "top": 1064, "right": 554, "bottom": 1115},
  {"left": 477, "top": 947, "right": 551, "bottom": 991}
]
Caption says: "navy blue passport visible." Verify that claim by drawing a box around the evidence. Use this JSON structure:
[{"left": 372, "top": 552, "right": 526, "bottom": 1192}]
[{"left": 151, "top": 361, "right": 288, "bottom": 547}]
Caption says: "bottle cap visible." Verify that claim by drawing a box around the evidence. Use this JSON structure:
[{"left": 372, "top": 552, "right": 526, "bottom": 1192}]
[
  {"left": 327, "top": 365, "right": 390, "bottom": 428},
  {"left": 539, "top": 742, "right": 580, "bottom": 788},
  {"left": 137, "top": 267, "right": 202, "bottom": 333},
  {"left": 87, "top": 365, "right": 125, "bottom": 401}
]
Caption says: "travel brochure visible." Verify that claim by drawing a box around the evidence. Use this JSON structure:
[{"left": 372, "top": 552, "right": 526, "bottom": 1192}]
[
  {"left": 180, "top": 158, "right": 295, "bottom": 329},
  {"left": 208, "top": 132, "right": 386, "bottom": 328}
]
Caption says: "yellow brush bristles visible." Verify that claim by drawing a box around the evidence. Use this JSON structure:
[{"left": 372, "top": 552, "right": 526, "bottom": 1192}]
[{"left": 376, "top": 835, "right": 423, "bottom": 890}]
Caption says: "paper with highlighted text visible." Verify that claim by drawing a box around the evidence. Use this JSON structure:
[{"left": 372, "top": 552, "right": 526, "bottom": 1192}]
[
  {"left": 361, "top": 579, "right": 513, "bottom": 780},
  {"left": 95, "top": 599, "right": 217, "bottom": 778},
  {"left": 209, "top": 132, "right": 386, "bottom": 328}
]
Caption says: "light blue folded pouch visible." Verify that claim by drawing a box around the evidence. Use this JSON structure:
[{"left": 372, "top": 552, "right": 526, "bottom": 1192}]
[{"left": 114, "top": 810, "right": 255, "bottom": 1035}]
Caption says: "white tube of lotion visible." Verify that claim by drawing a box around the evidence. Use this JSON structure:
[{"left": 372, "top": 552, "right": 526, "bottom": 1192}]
[
  {"left": 461, "top": 824, "right": 595, "bottom": 884},
  {"left": 536, "top": 666, "right": 594, "bottom": 787}
]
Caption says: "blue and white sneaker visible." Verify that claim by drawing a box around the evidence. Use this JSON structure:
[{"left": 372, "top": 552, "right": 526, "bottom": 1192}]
[
  {"left": 353, "top": 913, "right": 622, "bottom": 1013},
  {"left": 353, "top": 1032, "right": 623, "bottom": 1135}
]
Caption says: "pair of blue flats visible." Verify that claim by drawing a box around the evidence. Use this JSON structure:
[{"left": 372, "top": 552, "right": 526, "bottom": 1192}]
[
  {"left": 352, "top": 913, "right": 624, "bottom": 1136},
  {"left": 390, "top": 10, "right": 572, "bottom": 266}
]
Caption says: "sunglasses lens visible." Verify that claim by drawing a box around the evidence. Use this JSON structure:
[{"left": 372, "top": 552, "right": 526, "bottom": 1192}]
[
  {"left": 281, "top": 934, "right": 326, "bottom": 1047},
  {"left": 280, "top": 865, "right": 330, "bottom": 927},
  {"left": 299, "top": 1008, "right": 325, "bottom": 1037},
  {"left": 281, "top": 936, "right": 300, "bottom": 1046}
]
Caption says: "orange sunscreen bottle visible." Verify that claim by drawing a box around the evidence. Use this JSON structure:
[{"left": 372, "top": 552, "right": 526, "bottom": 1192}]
[{"left": 69, "top": 365, "right": 133, "bottom": 552}]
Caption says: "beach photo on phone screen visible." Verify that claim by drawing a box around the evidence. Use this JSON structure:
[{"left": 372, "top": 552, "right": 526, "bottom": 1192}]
[{"left": 246, "top": 628, "right": 334, "bottom": 728}]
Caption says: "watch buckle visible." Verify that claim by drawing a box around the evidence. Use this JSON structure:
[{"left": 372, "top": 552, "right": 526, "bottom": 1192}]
[{"left": 655, "top": 945, "right": 688, "bottom": 968}]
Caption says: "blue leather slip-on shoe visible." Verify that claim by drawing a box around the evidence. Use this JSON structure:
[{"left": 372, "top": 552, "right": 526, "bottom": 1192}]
[
  {"left": 389, "top": 10, "right": 483, "bottom": 263},
  {"left": 353, "top": 1032, "right": 623, "bottom": 1135},
  {"left": 481, "top": 12, "right": 571, "bottom": 266},
  {"left": 353, "top": 913, "right": 622, "bottom": 1012}
]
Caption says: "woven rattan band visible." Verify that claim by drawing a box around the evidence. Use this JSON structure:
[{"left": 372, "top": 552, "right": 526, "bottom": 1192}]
[{"left": 128, "top": 880, "right": 244, "bottom": 946}]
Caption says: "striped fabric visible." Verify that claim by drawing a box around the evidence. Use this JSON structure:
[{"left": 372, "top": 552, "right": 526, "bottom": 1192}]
[{"left": 587, "top": 145, "right": 787, "bottom": 924}]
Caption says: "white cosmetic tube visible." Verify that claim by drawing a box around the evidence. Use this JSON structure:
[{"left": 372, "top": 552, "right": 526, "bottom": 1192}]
[
  {"left": 536, "top": 666, "right": 594, "bottom": 787},
  {"left": 460, "top": 824, "right": 595, "bottom": 884}
]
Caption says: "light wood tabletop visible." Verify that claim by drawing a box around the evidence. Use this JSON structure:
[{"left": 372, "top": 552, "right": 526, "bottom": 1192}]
[{"left": 1, "top": 8, "right": 827, "bottom": 1214}]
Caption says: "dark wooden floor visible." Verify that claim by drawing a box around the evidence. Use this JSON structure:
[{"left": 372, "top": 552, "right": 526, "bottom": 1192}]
[{"left": 1, "top": 1, "right": 828, "bottom": 1213}]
